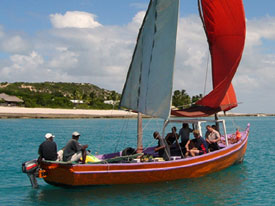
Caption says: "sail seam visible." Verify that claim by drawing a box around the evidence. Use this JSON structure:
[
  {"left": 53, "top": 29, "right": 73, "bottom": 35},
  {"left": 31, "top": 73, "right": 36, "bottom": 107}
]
[
  {"left": 119, "top": 0, "right": 153, "bottom": 110},
  {"left": 145, "top": 2, "right": 158, "bottom": 116}
]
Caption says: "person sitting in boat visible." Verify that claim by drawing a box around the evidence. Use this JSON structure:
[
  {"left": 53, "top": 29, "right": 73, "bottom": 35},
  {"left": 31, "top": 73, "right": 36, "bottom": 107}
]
[
  {"left": 153, "top": 131, "right": 171, "bottom": 161},
  {"left": 226, "top": 128, "right": 242, "bottom": 144},
  {"left": 38, "top": 133, "right": 58, "bottom": 162},
  {"left": 211, "top": 124, "right": 221, "bottom": 136},
  {"left": 185, "top": 130, "right": 208, "bottom": 157},
  {"left": 205, "top": 125, "right": 221, "bottom": 152},
  {"left": 63, "top": 131, "right": 88, "bottom": 164},
  {"left": 179, "top": 123, "right": 193, "bottom": 148},
  {"left": 165, "top": 126, "right": 179, "bottom": 145}
]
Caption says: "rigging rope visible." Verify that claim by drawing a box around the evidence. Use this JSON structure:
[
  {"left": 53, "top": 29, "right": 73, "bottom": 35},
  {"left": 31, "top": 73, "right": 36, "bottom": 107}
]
[
  {"left": 137, "top": 118, "right": 163, "bottom": 153},
  {"left": 231, "top": 116, "right": 242, "bottom": 131},
  {"left": 92, "top": 109, "right": 114, "bottom": 155},
  {"left": 114, "top": 111, "right": 131, "bottom": 152},
  {"left": 203, "top": 51, "right": 210, "bottom": 97},
  {"left": 95, "top": 109, "right": 122, "bottom": 155}
]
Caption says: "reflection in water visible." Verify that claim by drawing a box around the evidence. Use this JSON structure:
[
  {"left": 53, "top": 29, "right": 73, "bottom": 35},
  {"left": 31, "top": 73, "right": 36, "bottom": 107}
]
[{"left": 24, "top": 164, "right": 247, "bottom": 206}]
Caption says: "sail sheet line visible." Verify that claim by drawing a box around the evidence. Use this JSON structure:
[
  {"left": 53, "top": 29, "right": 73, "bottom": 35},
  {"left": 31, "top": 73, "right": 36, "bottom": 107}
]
[
  {"left": 203, "top": 50, "right": 210, "bottom": 97},
  {"left": 197, "top": 50, "right": 243, "bottom": 109}
]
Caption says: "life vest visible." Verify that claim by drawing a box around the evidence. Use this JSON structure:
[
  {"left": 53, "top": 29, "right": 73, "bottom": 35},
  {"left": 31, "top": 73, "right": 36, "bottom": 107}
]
[{"left": 236, "top": 129, "right": 241, "bottom": 141}]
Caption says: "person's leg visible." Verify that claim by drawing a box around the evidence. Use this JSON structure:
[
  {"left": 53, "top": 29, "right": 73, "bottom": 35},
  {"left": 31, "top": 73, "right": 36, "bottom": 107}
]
[
  {"left": 190, "top": 149, "right": 200, "bottom": 157},
  {"left": 208, "top": 144, "right": 214, "bottom": 152},
  {"left": 57, "top": 150, "right": 63, "bottom": 161},
  {"left": 213, "top": 142, "right": 220, "bottom": 150},
  {"left": 185, "top": 151, "right": 189, "bottom": 157},
  {"left": 81, "top": 149, "right": 87, "bottom": 164},
  {"left": 70, "top": 152, "right": 82, "bottom": 162}
]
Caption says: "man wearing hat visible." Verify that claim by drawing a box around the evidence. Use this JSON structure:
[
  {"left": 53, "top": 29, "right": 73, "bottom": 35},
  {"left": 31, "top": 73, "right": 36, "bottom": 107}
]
[
  {"left": 38, "top": 133, "right": 58, "bottom": 162},
  {"left": 63, "top": 131, "right": 88, "bottom": 163}
]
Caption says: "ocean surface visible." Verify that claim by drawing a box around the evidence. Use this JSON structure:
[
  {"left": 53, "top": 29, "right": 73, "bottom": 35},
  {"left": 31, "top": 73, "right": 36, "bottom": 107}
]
[{"left": 0, "top": 116, "right": 274, "bottom": 206}]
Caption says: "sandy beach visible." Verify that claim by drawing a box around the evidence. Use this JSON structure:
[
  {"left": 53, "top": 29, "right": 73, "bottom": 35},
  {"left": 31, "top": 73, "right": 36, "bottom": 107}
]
[
  {"left": 0, "top": 106, "right": 272, "bottom": 118},
  {"left": 0, "top": 106, "right": 138, "bottom": 118}
]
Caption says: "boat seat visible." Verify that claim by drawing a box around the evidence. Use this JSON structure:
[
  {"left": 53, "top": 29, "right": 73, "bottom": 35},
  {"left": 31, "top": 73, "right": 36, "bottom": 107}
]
[{"left": 170, "top": 156, "right": 181, "bottom": 161}]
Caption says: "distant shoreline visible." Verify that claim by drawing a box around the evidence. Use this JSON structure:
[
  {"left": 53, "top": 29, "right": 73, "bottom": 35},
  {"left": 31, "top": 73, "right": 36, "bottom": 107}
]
[
  {"left": 0, "top": 106, "right": 137, "bottom": 119},
  {"left": 0, "top": 106, "right": 274, "bottom": 119}
]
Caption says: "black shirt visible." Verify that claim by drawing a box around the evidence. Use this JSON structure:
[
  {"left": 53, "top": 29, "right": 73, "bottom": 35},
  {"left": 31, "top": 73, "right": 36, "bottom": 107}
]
[
  {"left": 192, "top": 137, "right": 208, "bottom": 153},
  {"left": 165, "top": 132, "right": 179, "bottom": 145},
  {"left": 38, "top": 140, "right": 57, "bottom": 161},
  {"left": 63, "top": 139, "right": 82, "bottom": 161}
]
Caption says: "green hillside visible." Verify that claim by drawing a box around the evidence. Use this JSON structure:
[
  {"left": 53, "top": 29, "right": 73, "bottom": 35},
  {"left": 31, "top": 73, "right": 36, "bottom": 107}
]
[
  {"left": 0, "top": 82, "right": 201, "bottom": 110},
  {"left": 0, "top": 82, "right": 120, "bottom": 109}
]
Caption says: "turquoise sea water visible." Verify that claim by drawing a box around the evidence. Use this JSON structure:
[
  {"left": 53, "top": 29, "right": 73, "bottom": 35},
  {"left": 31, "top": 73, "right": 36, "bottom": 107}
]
[{"left": 0, "top": 116, "right": 274, "bottom": 206}]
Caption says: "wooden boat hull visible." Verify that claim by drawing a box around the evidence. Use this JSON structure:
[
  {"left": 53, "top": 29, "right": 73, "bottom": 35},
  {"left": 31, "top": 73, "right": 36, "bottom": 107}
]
[{"left": 40, "top": 126, "right": 249, "bottom": 186}]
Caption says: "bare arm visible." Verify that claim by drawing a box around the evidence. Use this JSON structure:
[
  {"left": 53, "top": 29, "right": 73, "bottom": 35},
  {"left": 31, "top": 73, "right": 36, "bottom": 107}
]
[
  {"left": 154, "top": 145, "right": 165, "bottom": 152},
  {"left": 82, "top": 144, "right": 88, "bottom": 150},
  {"left": 165, "top": 134, "right": 169, "bottom": 142},
  {"left": 185, "top": 140, "right": 191, "bottom": 151}
]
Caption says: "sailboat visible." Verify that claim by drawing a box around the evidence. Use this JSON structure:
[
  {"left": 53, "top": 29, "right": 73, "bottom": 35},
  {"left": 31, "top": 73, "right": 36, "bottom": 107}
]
[{"left": 22, "top": 0, "right": 249, "bottom": 187}]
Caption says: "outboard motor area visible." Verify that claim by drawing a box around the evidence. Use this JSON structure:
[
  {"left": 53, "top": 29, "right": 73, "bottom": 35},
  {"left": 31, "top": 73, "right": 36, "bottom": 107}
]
[{"left": 22, "top": 159, "right": 39, "bottom": 188}]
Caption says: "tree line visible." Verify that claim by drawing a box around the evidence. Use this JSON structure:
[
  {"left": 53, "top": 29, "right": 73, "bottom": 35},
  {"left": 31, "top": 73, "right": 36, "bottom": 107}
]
[
  {"left": 0, "top": 82, "right": 120, "bottom": 109},
  {"left": 172, "top": 89, "right": 202, "bottom": 109},
  {"left": 0, "top": 82, "right": 201, "bottom": 110}
]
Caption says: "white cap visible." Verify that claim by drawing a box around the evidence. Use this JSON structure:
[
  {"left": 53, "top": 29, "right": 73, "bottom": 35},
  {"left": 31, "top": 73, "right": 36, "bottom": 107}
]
[
  {"left": 72, "top": 131, "right": 80, "bottom": 137},
  {"left": 45, "top": 133, "right": 55, "bottom": 139}
]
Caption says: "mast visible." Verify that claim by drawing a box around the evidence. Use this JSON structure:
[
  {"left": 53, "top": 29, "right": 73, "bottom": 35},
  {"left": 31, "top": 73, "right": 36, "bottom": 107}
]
[
  {"left": 214, "top": 113, "right": 220, "bottom": 132},
  {"left": 137, "top": 112, "right": 143, "bottom": 153}
]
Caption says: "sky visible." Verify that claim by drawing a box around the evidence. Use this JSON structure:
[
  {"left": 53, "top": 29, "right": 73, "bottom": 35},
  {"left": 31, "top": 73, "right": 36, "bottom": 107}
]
[{"left": 0, "top": 0, "right": 275, "bottom": 114}]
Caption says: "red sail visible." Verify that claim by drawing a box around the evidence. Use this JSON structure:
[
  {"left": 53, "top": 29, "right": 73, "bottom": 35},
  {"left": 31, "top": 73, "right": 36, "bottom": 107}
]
[
  {"left": 196, "top": 0, "right": 246, "bottom": 110},
  {"left": 172, "top": 0, "right": 246, "bottom": 117}
]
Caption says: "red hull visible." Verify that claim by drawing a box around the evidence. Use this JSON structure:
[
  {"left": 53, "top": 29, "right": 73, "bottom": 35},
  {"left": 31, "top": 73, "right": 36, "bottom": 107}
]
[{"left": 40, "top": 126, "right": 249, "bottom": 186}]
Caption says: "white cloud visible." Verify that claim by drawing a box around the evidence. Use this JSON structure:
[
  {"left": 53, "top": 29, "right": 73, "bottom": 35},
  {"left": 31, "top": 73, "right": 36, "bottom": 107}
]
[
  {"left": 0, "top": 26, "right": 30, "bottom": 53},
  {"left": 248, "top": 16, "right": 275, "bottom": 40},
  {"left": 245, "top": 16, "right": 275, "bottom": 50},
  {"left": 10, "top": 51, "right": 44, "bottom": 68},
  {"left": 235, "top": 17, "right": 275, "bottom": 85},
  {"left": 1, "top": 35, "right": 30, "bottom": 53},
  {"left": 50, "top": 11, "right": 102, "bottom": 29},
  {"left": 127, "top": 11, "right": 146, "bottom": 32},
  {"left": 48, "top": 47, "right": 79, "bottom": 69},
  {"left": 173, "top": 16, "right": 210, "bottom": 95},
  {"left": 0, "top": 10, "right": 145, "bottom": 87},
  {"left": 132, "top": 11, "right": 146, "bottom": 25},
  {"left": 130, "top": 3, "right": 148, "bottom": 10},
  {"left": 1, "top": 51, "right": 44, "bottom": 81},
  {"left": 0, "top": 25, "right": 4, "bottom": 38}
]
